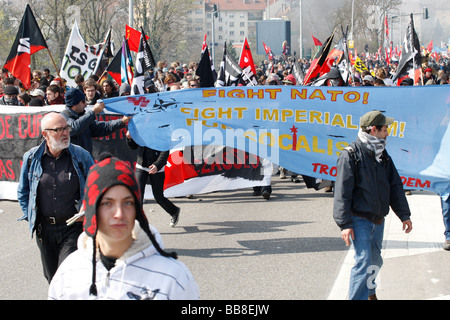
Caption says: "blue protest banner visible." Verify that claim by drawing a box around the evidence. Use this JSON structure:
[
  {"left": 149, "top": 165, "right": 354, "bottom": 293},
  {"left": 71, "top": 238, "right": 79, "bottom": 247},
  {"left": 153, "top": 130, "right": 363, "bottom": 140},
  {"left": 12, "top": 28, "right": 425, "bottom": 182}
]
[{"left": 104, "top": 85, "right": 450, "bottom": 195}]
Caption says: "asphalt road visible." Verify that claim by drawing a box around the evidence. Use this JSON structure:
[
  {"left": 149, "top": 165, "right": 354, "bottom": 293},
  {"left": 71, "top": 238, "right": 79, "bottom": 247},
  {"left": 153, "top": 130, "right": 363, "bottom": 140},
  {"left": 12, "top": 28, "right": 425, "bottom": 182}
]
[{"left": 1, "top": 175, "right": 448, "bottom": 300}]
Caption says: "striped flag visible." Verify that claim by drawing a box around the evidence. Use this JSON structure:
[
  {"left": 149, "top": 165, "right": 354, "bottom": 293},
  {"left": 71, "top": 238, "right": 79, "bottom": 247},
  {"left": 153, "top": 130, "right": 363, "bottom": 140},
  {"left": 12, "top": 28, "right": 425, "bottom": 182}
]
[
  {"left": 121, "top": 38, "right": 134, "bottom": 85},
  {"left": 3, "top": 5, "right": 48, "bottom": 89},
  {"left": 216, "top": 42, "right": 242, "bottom": 87}
]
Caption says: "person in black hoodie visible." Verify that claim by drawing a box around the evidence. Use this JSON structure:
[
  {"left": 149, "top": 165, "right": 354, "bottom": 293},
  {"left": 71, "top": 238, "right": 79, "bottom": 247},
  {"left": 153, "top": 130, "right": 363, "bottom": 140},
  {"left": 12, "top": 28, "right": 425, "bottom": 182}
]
[{"left": 126, "top": 130, "right": 180, "bottom": 227}]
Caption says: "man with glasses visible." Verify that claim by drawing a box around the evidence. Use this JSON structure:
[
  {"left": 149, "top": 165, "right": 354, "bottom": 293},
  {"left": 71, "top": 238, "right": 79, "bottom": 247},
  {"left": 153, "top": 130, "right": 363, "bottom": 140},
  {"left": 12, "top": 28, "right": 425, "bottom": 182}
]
[
  {"left": 17, "top": 112, "right": 95, "bottom": 282},
  {"left": 61, "top": 88, "right": 131, "bottom": 154}
]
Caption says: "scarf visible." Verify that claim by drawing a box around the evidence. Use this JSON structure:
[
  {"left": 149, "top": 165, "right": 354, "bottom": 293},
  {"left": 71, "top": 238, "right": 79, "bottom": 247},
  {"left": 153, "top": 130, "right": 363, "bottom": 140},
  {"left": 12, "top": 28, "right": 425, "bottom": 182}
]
[{"left": 357, "top": 129, "right": 386, "bottom": 162}]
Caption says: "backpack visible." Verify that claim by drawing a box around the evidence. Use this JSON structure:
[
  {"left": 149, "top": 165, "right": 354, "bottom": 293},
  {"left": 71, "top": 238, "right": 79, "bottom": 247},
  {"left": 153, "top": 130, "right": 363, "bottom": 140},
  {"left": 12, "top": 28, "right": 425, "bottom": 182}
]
[{"left": 343, "top": 143, "right": 360, "bottom": 182}]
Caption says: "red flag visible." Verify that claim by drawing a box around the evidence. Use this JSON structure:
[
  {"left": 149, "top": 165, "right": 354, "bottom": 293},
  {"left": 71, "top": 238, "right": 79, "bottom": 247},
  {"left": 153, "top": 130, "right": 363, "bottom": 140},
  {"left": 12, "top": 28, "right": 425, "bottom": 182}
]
[
  {"left": 312, "top": 34, "right": 323, "bottom": 47},
  {"left": 262, "top": 42, "right": 275, "bottom": 60},
  {"left": 426, "top": 40, "right": 433, "bottom": 52},
  {"left": 376, "top": 45, "right": 382, "bottom": 60},
  {"left": 125, "top": 25, "right": 149, "bottom": 52},
  {"left": 239, "top": 38, "right": 258, "bottom": 86},
  {"left": 106, "top": 47, "right": 122, "bottom": 85},
  {"left": 320, "top": 37, "right": 345, "bottom": 77},
  {"left": 385, "top": 14, "right": 389, "bottom": 38},
  {"left": 3, "top": 4, "right": 48, "bottom": 89},
  {"left": 303, "top": 32, "right": 335, "bottom": 85},
  {"left": 202, "top": 33, "right": 208, "bottom": 53}
]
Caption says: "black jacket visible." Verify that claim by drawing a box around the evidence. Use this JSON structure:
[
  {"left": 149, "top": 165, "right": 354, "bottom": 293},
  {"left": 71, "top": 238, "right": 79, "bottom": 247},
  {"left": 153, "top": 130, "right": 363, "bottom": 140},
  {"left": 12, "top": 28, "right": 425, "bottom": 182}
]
[
  {"left": 333, "top": 138, "right": 411, "bottom": 230},
  {"left": 126, "top": 138, "right": 169, "bottom": 171}
]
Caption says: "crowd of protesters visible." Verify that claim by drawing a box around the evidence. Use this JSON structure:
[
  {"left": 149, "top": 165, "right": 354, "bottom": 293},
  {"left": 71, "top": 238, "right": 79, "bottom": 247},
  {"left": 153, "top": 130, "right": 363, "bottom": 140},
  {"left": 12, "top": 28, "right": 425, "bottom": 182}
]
[
  {"left": 3, "top": 48, "right": 450, "bottom": 300},
  {"left": 1, "top": 50, "right": 449, "bottom": 108}
]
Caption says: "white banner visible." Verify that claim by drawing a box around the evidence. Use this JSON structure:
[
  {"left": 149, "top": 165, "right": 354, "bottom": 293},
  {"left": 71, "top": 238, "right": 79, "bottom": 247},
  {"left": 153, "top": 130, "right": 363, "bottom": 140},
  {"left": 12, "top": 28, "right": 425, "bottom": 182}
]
[{"left": 59, "top": 21, "right": 101, "bottom": 87}]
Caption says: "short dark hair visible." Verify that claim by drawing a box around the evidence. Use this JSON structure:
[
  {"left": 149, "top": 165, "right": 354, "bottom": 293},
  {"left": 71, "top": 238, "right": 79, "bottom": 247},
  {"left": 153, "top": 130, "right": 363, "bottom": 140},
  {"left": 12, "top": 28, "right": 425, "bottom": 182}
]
[
  {"left": 362, "top": 125, "right": 383, "bottom": 133},
  {"left": 46, "top": 84, "right": 60, "bottom": 94}
]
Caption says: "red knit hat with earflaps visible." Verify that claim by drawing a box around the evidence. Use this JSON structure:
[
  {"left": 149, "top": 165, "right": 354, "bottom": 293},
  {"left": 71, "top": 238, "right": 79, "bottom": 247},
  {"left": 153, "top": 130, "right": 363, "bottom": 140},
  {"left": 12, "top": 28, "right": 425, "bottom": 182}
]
[{"left": 82, "top": 155, "right": 177, "bottom": 297}]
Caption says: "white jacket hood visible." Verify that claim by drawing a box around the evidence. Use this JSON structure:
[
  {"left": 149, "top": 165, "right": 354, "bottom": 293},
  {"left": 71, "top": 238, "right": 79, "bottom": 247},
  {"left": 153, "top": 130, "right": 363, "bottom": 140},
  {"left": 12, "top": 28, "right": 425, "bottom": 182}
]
[{"left": 49, "top": 222, "right": 199, "bottom": 300}]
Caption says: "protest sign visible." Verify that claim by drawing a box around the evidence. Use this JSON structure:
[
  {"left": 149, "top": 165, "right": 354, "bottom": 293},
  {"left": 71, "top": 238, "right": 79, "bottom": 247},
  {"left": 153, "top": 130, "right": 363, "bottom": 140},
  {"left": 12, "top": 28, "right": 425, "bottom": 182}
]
[
  {"left": 104, "top": 85, "right": 450, "bottom": 196},
  {"left": 0, "top": 106, "right": 271, "bottom": 200}
]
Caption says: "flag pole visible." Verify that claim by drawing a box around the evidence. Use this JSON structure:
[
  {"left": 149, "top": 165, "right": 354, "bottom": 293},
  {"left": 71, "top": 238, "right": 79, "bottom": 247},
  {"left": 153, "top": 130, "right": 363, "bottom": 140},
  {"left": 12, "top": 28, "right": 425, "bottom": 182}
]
[
  {"left": 97, "top": 70, "right": 108, "bottom": 83},
  {"left": 46, "top": 48, "right": 62, "bottom": 80}
]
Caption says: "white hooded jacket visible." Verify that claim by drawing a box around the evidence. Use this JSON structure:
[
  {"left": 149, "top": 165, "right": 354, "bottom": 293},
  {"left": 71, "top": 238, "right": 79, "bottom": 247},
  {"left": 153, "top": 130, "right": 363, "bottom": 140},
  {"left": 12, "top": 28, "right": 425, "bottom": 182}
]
[{"left": 48, "top": 223, "right": 199, "bottom": 300}]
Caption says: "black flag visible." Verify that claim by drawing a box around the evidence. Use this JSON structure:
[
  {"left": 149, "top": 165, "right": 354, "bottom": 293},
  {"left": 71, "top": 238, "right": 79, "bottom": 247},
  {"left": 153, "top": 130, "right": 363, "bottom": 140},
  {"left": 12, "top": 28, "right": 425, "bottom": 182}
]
[
  {"left": 391, "top": 14, "right": 421, "bottom": 85},
  {"left": 196, "top": 46, "right": 216, "bottom": 87},
  {"left": 216, "top": 42, "right": 242, "bottom": 87},
  {"left": 131, "top": 28, "right": 156, "bottom": 95},
  {"left": 3, "top": 4, "right": 48, "bottom": 89},
  {"left": 93, "top": 29, "right": 114, "bottom": 77}
]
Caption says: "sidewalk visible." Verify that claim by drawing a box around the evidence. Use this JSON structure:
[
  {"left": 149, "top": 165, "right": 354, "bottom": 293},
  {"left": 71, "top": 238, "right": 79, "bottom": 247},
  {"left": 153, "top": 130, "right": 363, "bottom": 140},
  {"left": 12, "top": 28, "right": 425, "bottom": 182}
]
[{"left": 327, "top": 191, "right": 449, "bottom": 300}]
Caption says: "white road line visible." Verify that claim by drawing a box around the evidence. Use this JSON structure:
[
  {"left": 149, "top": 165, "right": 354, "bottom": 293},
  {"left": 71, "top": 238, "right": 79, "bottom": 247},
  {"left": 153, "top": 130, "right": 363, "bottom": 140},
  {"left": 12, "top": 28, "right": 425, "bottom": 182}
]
[{"left": 327, "top": 192, "right": 445, "bottom": 300}]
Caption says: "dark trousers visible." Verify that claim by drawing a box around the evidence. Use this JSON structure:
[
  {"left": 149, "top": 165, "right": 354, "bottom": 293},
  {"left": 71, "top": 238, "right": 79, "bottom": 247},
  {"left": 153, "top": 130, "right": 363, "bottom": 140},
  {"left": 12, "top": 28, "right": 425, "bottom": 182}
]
[
  {"left": 135, "top": 169, "right": 178, "bottom": 216},
  {"left": 35, "top": 221, "right": 83, "bottom": 283}
]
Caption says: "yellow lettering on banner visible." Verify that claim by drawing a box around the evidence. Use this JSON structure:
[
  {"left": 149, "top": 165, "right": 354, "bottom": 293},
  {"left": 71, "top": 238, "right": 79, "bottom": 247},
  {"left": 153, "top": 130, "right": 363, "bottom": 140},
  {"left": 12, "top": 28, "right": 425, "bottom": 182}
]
[
  {"left": 279, "top": 134, "right": 292, "bottom": 150},
  {"left": 202, "top": 108, "right": 215, "bottom": 119},
  {"left": 312, "top": 136, "right": 326, "bottom": 154},
  {"left": 309, "top": 89, "right": 326, "bottom": 100},
  {"left": 259, "top": 132, "right": 275, "bottom": 147},
  {"left": 228, "top": 89, "right": 245, "bottom": 98},
  {"left": 247, "top": 89, "right": 264, "bottom": 99},
  {"left": 255, "top": 109, "right": 358, "bottom": 129},
  {"left": 180, "top": 107, "right": 248, "bottom": 120},
  {"left": 327, "top": 90, "right": 343, "bottom": 101},
  {"left": 244, "top": 130, "right": 257, "bottom": 143},
  {"left": 265, "top": 88, "right": 282, "bottom": 99},
  {"left": 344, "top": 91, "right": 360, "bottom": 103},
  {"left": 281, "top": 109, "right": 294, "bottom": 122},
  {"left": 331, "top": 114, "right": 345, "bottom": 127},
  {"left": 291, "top": 88, "right": 308, "bottom": 99},
  {"left": 202, "top": 88, "right": 282, "bottom": 99},
  {"left": 310, "top": 111, "right": 323, "bottom": 124},
  {"left": 347, "top": 115, "right": 358, "bottom": 129},
  {"left": 240, "top": 130, "right": 352, "bottom": 157},
  {"left": 296, "top": 135, "right": 311, "bottom": 152},
  {"left": 262, "top": 109, "right": 279, "bottom": 122},
  {"left": 295, "top": 110, "right": 307, "bottom": 123}
]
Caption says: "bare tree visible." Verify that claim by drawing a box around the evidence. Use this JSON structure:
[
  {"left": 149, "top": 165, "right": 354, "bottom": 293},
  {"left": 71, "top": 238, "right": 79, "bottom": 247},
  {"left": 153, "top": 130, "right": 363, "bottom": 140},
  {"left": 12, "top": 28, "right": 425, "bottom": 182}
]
[
  {"left": 30, "top": 0, "right": 82, "bottom": 66},
  {"left": 333, "top": 0, "right": 402, "bottom": 52},
  {"left": 80, "top": 0, "right": 128, "bottom": 45},
  {"left": 133, "top": 0, "right": 197, "bottom": 62}
]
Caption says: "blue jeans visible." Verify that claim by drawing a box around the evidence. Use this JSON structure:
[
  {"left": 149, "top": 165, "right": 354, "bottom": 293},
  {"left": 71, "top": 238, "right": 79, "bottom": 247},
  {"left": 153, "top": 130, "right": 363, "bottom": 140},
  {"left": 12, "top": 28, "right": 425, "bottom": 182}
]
[
  {"left": 348, "top": 216, "right": 385, "bottom": 300},
  {"left": 441, "top": 194, "right": 450, "bottom": 240}
]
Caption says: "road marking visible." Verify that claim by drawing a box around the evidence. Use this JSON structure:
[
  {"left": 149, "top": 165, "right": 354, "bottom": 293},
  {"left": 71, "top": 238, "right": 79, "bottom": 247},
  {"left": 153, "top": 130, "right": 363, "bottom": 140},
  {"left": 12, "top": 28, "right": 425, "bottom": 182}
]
[{"left": 327, "top": 192, "right": 445, "bottom": 300}]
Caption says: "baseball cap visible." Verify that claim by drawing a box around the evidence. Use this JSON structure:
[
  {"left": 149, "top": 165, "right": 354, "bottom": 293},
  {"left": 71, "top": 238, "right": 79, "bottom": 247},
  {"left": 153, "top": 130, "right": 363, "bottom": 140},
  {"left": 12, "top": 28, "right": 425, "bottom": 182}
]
[
  {"left": 30, "top": 89, "right": 45, "bottom": 97},
  {"left": 360, "top": 110, "right": 394, "bottom": 127},
  {"left": 282, "top": 74, "right": 296, "bottom": 85}
]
